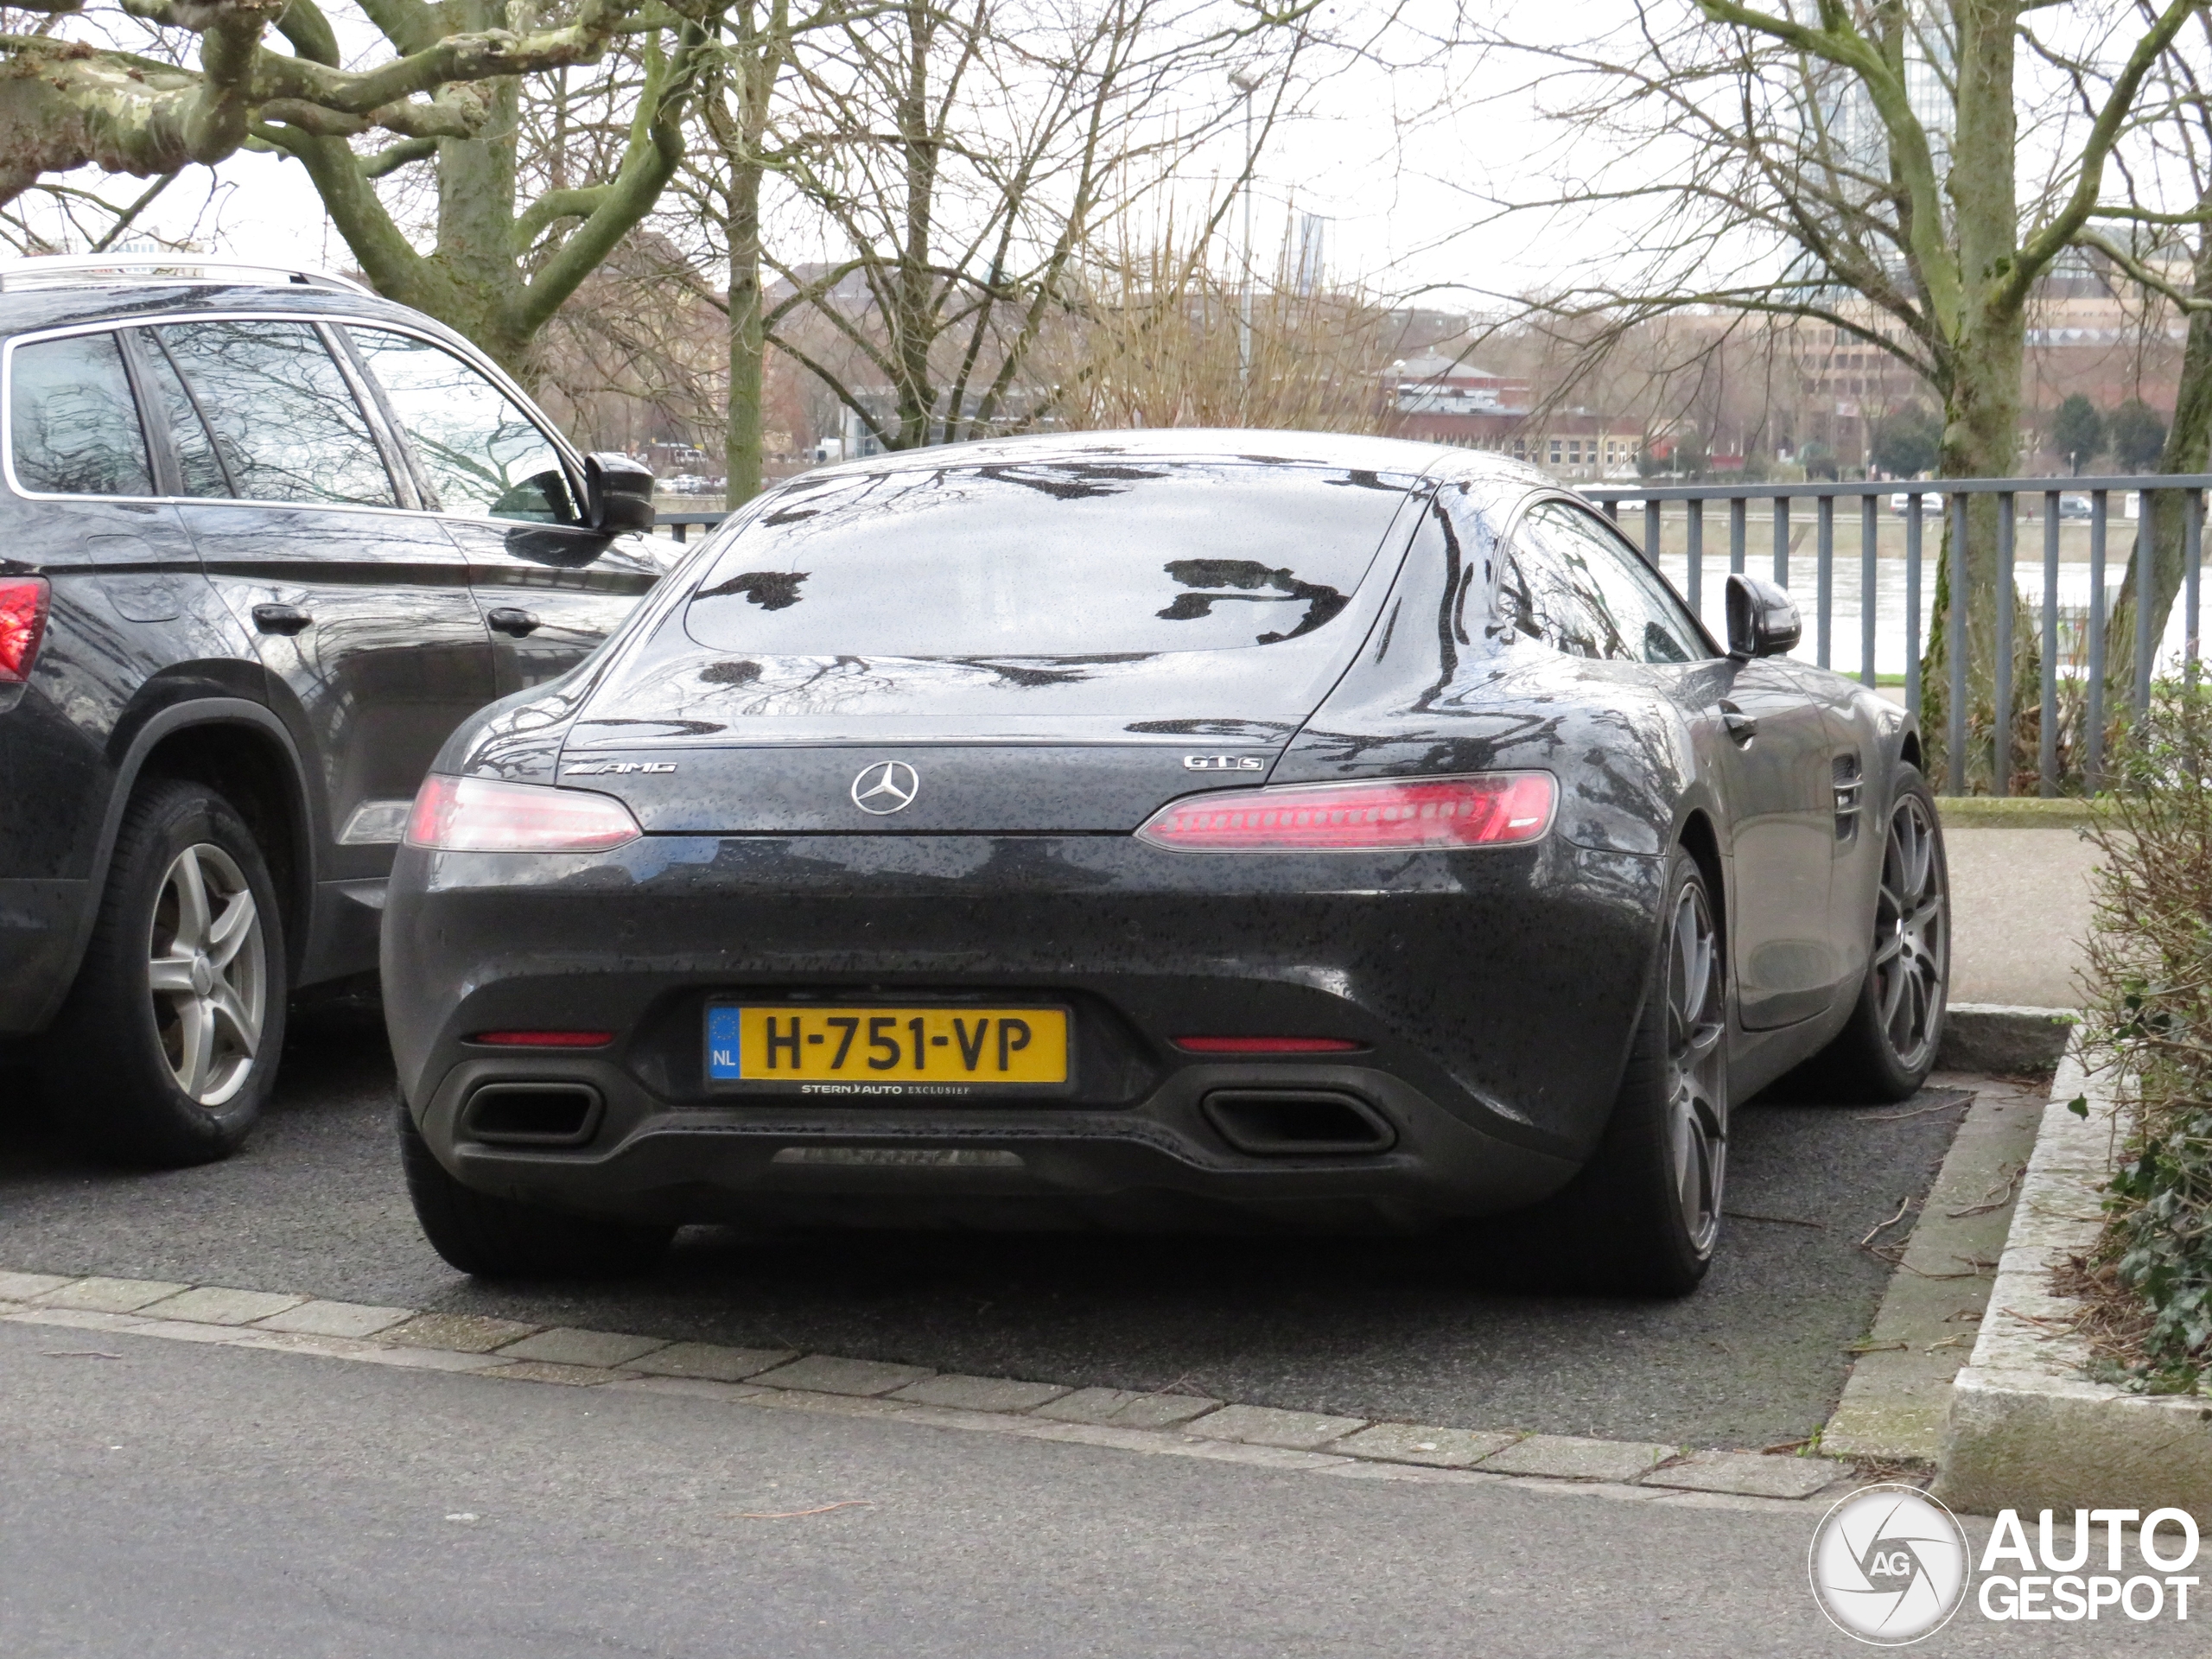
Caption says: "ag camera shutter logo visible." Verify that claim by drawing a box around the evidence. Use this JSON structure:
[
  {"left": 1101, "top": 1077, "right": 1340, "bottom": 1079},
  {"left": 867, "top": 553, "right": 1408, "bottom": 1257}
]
[{"left": 1808, "top": 1484, "right": 1971, "bottom": 1644}]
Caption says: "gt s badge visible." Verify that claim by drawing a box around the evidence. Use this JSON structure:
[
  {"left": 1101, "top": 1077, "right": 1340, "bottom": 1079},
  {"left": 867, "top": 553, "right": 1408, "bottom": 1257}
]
[
  {"left": 563, "top": 760, "right": 677, "bottom": 776},
  {"left": 1183, "top": 754, "right": 1264, "bottom": 772}
]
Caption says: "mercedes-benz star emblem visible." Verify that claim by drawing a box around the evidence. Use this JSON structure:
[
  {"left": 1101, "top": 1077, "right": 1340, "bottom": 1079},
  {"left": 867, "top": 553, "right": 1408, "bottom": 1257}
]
[{"left": 851, "top": 760, "right": 919, "bottom": 816}]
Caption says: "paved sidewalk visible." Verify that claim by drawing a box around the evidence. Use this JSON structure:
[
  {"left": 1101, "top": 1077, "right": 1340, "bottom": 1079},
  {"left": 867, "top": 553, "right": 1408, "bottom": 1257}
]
[{"left": 1945, "top": 825, "right": 2099, "bottom": 1008}]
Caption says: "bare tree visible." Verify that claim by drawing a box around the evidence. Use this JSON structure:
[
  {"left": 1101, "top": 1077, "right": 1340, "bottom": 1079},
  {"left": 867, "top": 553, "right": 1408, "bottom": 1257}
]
[
  {"left": 1460, "top": 0, "right": 2202, "bottom": 790},
  {"left": 757, "top": 0, "right": 1274, "bottom": 457}
]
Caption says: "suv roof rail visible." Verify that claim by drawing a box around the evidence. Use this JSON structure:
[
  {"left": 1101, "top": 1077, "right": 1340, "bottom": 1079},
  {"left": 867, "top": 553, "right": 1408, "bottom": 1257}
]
[{"left": 0, "top": 255, "right": 373, "bottom": 296}]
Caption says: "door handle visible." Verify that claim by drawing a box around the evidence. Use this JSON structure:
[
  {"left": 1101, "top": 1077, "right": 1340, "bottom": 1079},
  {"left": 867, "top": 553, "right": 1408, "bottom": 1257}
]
[
  {"left": 251, "top": 603, "right": 313, "bottom": 635},
  {"left": 487, "top": 607, "right": 542, "bottom": 637},
  {"left": 1719, "top": 701, "right": 1758, "bottom": 744}
]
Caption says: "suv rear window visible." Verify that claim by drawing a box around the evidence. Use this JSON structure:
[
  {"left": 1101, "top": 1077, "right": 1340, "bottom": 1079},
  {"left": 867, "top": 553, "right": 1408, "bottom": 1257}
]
[
  {"left": 9, "top": 333, "right": 153, "bottom": 497},
  {"left": 683, "top": 459, "right": 1421, "bottom": 656}
]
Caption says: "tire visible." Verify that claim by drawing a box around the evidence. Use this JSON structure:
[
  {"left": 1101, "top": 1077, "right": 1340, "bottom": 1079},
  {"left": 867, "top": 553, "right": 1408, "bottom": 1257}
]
[
  {"left": 1535, "top": 846, "right": 1729, "bottom": 1296},
  {"left": 1802, "top": 766, "right": 1949, "bottom": 1103},
  {"left": 399, "top": 1106, "right": 672, "bottom": 1278},
  {"left": 39, "top": 778, "right": 286, "bottom": 1166}
]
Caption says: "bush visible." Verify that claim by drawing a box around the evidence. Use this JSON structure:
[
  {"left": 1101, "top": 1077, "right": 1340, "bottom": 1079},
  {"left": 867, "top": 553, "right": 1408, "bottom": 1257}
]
[{"left": 2082, "top": 679, "right": 2212, "bottom": 1390}]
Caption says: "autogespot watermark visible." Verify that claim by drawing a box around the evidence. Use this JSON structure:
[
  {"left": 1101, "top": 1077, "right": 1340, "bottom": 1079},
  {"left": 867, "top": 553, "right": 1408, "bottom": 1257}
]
[{"left": 1809, "top": 1484, "right": 2202, "bottom": 1644}]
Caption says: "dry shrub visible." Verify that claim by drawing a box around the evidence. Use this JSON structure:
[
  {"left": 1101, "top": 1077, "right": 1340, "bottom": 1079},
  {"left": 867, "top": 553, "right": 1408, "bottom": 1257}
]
[
  {"left": 2078, "top": 677, "right": 2212, "bottom": 1390},
  {"left": 1041, "top": 221, "right": 1395, "bottom": 435}
]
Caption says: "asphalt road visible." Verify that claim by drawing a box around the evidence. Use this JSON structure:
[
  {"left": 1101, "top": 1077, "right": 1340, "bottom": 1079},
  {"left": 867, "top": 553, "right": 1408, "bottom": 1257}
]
[
  {"left": 0, "top": 1021, "right": 2015, "bottom": 1451},
  {"left": 0, "top": 1319, "right": 2177, "bottom": 1659}
]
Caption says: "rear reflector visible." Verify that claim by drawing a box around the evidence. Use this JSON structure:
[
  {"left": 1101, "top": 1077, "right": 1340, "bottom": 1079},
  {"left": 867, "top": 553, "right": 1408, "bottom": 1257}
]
[
  {"left": 468, "top": 1030, "right": 616, "bottom": 1048},
  {"left": 1174, "top": 1037, "right": 1361, "bottom": 1054},
  {"left": 0, "top": 576, "right": 50, "bottom": 683},
  {"left": 1136, "top": 772, "right": 1555, "bottom": 852},
  {"left": 405, "top": 774, "right": 641, "bottom": 853}
]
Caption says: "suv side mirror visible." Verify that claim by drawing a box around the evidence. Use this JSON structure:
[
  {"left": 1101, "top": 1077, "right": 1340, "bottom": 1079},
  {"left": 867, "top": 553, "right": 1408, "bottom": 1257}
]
[
  {"left": 1725, "top": 573, "right": 1801, "bottom": 661},
  {"left": 585, "top": 453, "right": 656, "bottom": 533}
]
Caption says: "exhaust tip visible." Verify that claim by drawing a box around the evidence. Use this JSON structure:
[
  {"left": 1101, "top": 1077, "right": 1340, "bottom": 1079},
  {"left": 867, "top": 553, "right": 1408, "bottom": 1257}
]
[
  {"left": 1201, "top": 1089, "right": 1396, "bottom": 1156},
  {"left": 462, "top": 1082, "right": 603, "bottom": 1147}
]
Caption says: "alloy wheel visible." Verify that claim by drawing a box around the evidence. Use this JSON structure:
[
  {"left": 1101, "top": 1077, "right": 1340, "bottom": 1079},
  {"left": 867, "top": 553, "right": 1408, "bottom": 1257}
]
[
  {"left": 1871, "top": 794, "right": 1947, "bottom": 1072},
  {"left": 145, "top": 842, "right": 266, "bottom": 1107},
  {"left": 1664, "top": 880, "right": 1728, "bottom": 1257}
]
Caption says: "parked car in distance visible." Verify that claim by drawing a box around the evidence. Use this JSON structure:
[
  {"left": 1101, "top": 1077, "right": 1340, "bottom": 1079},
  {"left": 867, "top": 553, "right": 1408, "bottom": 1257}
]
[
  {"left": 1889, "top": 490, "right": 1944, "bottom": 515},
  {"left": 385, "top": 430, "right": 1948, "bottom": 1296},
  {"left": 0, "top": 255, "right": 670, "bottom": 1166},
  {"left": 2057, "top": 493, "right": 2094, "bottom": 520}
]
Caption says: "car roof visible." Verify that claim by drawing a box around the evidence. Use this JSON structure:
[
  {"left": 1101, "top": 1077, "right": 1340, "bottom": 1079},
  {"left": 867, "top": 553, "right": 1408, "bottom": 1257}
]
[
  {"left": 795, "top": 428, "right": 1555, "bottom": 491},
  {"left": 0, "top": 276, "right": 489, "bottom": 364}
]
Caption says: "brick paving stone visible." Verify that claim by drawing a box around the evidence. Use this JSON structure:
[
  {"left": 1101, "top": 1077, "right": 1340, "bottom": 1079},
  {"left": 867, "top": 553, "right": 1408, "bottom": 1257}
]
[
  {"left": 0, "top": 1272, "right": 77, "bottom": 1301},
  {"left": 491, "top": 1360, "right": 627, "bottom": 1387},
  {"left": 1641, "top": 1450, "right": 1851, "bottom": 1500},
  {"left": 1032, "top": 1388, "right": 1224, "bottom": 1429},
  {"left": 626, "top": 1342, "right": 795, "bottom": 1383},
  {"left": 1476, "top": 1433, "right": 1675, "bottom": 1483},
  {"left": 890, "top": 1374, "right": 1072, "bottom": 1413},
  {"left": 493, "top": 1328, "right": 667, "bottom": 1370},
  {"left": 33, "top": 1277, "right": 188, "bottom": 1314},
  {"left": 1181, "top": 1403, "right": 1369, "bottom": 1451},
  {"left": 748, "top": 1354, "right": 933, "bottom": 1396},
  {"left": 1332, "top": 1424, "right": 1524, "bottom": 1468},
  {"left": 137, "top": 1287, "right": 306, "bottom": 1326},
  {"left": 251, "top": 1300, "right": 415, "bottom": 1339},
  {"left": 379, "top": 1313, "right": 541, "bottom": 1354}
]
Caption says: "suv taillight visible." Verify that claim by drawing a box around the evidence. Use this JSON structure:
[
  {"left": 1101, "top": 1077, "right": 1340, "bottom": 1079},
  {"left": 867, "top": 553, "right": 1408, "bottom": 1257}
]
[
  {"left": 0, "top": 577, "right": 50, "bottom": 684},
  {"left": 1135, "top": 772, "right": 1556, "bottom": 852}
]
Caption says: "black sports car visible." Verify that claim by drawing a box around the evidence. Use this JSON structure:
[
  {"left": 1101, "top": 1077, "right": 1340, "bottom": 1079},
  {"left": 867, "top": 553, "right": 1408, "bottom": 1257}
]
[{"left": 384, "top": 431, "right": 1948, "bottom": 1294}]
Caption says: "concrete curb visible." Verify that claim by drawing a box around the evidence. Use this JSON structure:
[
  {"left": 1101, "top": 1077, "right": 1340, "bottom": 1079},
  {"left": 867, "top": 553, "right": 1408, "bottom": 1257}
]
[
  {"left": 1821, "top": 1073, "right": 2046, "bottom": 1465},
  {"left": 1938, "top": 1003, "right": 2076, "bottom": 1075},
  {"left": 1933, "top": 1046, "right": 2212, "bottom": 1522},
  {"left": 0, "top": 1267, "right": 1857, "bottom": 1510},
  {"left": 1936, "top": 797, "right": 2098, "bottom": 830}
]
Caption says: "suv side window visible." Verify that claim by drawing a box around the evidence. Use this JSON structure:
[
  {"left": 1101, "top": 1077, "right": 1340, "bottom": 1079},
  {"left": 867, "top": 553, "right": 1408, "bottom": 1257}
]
[
  {"left": 1500, "top": 499, "right": 1707, "bottom": 664},
  {"left": 156, "top": 320, "right": 397, "bottom": 508},
  {"left": 132, "top": 333, "right": 232, "bottom": 499},
  {"left": 346, "top": 327, "right": 579, "bottom": 524},
  {"left": 9, "top": 333, "right": 154, "bottom": 497}
]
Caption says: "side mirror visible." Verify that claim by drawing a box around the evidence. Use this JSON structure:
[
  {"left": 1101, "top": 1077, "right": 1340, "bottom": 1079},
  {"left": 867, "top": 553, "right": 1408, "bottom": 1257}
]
[
  {"left": 585, "top": 453, "right": 656, "bottom": 533},
  {"left": 1725, "top": 572, "right": 1801, "bottom": 661}
]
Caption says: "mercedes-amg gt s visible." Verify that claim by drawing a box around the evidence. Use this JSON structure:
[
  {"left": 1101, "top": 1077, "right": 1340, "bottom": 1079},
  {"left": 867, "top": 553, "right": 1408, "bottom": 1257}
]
[{"left": 383, "top": 431, "right": 1948, "bottom": 1294}]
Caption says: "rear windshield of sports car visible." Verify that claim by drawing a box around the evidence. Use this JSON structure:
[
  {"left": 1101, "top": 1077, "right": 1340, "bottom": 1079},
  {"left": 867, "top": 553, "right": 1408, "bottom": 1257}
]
[{"left": 682, "top": 458, "right": 1422, "bottom": 656}]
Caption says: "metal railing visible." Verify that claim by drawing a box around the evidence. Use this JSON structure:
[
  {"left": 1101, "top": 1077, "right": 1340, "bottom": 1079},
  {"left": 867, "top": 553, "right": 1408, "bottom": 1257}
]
[
  {"left": 1586, "top": 475, "right": 2210, "bottom": 798},
  {"left": 653, "top": 479, "right": 2212, "bottom": 798}
]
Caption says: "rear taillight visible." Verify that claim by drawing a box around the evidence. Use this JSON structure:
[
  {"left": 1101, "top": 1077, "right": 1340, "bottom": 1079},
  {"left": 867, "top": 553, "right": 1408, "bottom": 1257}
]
[
  {"left": 468, "top": 1030, "right": 616, "bottom": 1048},
  {"left": 0, "top": 577, "right": 50, "bottom": 683},
  {"left": 1135, "top": 772, "right": 1555, "bottom": 852},
  {"left": 405, "top": 774, "right": 642, "bottom": 852}
]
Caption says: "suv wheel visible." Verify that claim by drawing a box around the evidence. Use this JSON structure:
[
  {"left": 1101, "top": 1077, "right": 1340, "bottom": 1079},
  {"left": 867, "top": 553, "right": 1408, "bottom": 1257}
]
[{"left": 41, "top": 778, "right": 286, "bottom": 1166}]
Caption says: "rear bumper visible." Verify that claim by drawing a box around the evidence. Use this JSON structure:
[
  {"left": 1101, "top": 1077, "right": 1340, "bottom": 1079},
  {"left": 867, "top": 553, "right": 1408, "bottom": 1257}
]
[{"left": 383, "top": 832, "right": 1666, "bottom": 1228}]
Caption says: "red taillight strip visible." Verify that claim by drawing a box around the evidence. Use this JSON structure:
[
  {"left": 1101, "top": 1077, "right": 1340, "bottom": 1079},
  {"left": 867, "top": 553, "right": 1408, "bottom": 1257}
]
[
  {"left": 1136, "top": 772, "right": 1556, "bottom": 852},
  {"left": 1173, "top": 1037, "right": 1362, "bottom": 1054},
  {"left": 0, "top": 576, "right": 50, "bottom": 684},
  {"left": 468, "top": 1030, "right": 616, "bottom": 1048}
]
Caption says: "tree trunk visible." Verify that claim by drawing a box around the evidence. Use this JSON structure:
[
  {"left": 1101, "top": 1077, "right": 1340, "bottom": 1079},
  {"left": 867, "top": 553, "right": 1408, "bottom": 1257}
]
[
  {"left": 1916, "top": 0, "right": 2030, "bottom": 796},
  {"left": 724, "top": 158, "right": 767, "bottom": 505},
  {"left": 2106, "top": 226, "right": 2212, "bottom": 715}
]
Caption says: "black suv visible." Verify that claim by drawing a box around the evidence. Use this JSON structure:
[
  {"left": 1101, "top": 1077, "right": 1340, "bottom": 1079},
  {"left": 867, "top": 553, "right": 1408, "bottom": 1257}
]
[{"left": 0, "top": 257, "right": 664, "bottom": 1165}]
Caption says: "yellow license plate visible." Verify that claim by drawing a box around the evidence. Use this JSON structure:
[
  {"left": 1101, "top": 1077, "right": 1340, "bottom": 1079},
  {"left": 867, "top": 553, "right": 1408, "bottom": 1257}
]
[{"left": 707, "top": 1005, "right": 1070, "bottom": 1089}]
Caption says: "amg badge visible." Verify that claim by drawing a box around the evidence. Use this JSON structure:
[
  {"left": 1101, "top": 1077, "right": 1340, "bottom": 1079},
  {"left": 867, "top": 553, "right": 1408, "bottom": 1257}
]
[{"left": 562, "top": 760, "right": 677, "bottom": 776}]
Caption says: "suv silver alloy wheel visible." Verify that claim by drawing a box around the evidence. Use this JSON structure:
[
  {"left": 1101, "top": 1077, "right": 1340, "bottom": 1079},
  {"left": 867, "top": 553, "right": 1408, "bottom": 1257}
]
[
  {"left": 1872, "top": 794, "right": 1946, "bottom": 1073},
  {"left": 146, "top": 842, "right": 266, "bottom": 1106},
  {"left": 1666, "top": 880, "right": 1726, "bottom": 1255}
]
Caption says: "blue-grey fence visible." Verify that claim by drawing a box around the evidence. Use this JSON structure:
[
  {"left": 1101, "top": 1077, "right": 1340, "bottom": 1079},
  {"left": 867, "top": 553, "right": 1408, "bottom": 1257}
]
[{"left": 655, "top": 475, "right": 2212, "bottom": 798}]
